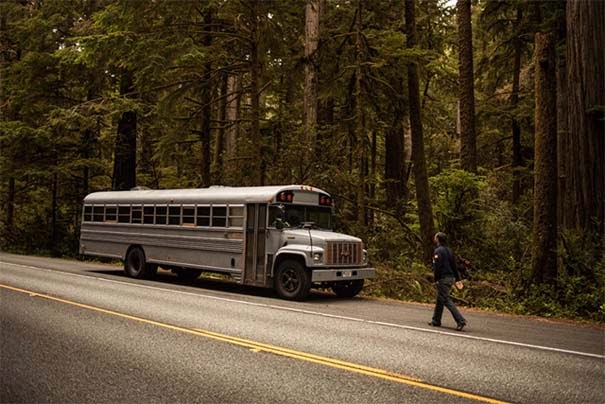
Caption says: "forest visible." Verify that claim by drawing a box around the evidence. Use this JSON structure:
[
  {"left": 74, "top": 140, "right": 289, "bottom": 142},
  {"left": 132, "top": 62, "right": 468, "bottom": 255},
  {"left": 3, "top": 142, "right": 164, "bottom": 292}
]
[{"left": 1, "top": 0, "right": 603, "bottom": 321}]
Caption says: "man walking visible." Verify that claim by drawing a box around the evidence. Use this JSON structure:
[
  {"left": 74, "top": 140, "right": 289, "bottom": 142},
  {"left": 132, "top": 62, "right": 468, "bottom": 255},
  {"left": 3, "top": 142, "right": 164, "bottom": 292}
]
[{"left": 429, "top": 232, "right": 467, "bottom": 331}]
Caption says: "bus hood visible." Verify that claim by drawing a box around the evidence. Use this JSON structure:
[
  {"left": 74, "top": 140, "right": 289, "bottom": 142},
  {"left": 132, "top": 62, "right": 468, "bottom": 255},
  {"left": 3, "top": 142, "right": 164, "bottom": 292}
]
[{"left": 282, "top": 229, "right": 362, "bottom": 246}]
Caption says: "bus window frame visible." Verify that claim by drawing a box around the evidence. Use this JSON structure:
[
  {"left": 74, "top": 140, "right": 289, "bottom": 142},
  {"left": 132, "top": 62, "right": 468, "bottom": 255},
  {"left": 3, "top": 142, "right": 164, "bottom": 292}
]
[
  {"left": 211, "top": 205, "right": 227, "bottom": 228},
  {"left": 182, "top": 205, "right": 196, "bottom": 227},
  {"left": 228, "top": 205, "right": 245, "bottom": 228}
]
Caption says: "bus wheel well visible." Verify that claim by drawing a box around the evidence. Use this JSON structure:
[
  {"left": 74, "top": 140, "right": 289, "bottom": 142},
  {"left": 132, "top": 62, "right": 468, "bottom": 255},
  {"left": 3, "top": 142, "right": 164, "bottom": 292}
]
[
  {"left": 125, "top": 244, "right": 144, "bottom": 260},
  {"left": 273, "top": 254, "right": 306, "bottom": 276}
]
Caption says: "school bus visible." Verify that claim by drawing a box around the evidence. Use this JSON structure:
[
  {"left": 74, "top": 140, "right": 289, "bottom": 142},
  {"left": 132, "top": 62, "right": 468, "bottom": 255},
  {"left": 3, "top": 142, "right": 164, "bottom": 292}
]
[{"left": 79, "top": 185, "right": 375, "bottom": 300}]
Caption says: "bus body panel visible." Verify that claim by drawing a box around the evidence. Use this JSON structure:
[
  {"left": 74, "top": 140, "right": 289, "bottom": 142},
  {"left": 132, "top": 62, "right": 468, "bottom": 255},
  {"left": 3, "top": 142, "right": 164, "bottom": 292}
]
[{"left": 80, "top": 223, "right": 245, "bottom": 277}]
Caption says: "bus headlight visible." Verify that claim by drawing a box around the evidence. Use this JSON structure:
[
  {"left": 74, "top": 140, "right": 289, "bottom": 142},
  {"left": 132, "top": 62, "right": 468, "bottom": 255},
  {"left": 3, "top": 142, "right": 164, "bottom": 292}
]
[
  {"left": 312, "top": 252, "right": 323, "bottom": 263},
  {"left": 362, "top": 250, "right": 368, "bottom": 265}
]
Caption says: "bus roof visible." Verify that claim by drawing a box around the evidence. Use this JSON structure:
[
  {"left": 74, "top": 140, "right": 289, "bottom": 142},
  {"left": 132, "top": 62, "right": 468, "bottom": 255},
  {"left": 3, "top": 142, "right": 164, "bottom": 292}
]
[{"left": 83, "top": 185, "right": 329, "bottom": 205}]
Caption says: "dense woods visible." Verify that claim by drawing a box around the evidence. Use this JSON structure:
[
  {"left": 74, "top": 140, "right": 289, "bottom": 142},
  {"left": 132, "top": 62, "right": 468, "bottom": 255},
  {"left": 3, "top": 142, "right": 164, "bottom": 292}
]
[{"left": 1, "top": 0, "right": 603, "bottom": 320}]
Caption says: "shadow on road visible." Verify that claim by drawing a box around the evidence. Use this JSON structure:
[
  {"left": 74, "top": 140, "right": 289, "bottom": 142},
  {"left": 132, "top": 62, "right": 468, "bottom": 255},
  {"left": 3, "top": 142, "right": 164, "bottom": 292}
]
[{"left": 87, "top": 268, "right": 348, "bottom": 303}]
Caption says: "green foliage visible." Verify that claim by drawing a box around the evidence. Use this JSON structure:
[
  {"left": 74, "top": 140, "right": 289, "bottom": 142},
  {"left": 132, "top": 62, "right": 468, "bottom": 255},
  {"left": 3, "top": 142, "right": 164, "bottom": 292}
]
[
  {"left": 554, "top": 230, "right": 605, "bottom": 321},
  {"left": 0, "top": 0, "right": 600, "bottom": 323},
  {"left": 430, "top": 168, "right": 487, "bottom": 244}
]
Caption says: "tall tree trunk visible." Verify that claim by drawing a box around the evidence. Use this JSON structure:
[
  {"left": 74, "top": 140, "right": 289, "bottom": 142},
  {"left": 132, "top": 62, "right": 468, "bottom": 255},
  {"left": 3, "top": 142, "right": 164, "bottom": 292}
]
[
  {"left": 224, "top": 73, "right": 241, "bottom": 185},
  {"left": 511, "top": 5, "right": 523, "bottom": 206},
  {"left": 112, "top": 70, "right": 136, "bottom": 191},
  {"left": 199, "top": 9, "right": 213, "bottom": 188},
  {"left": 304, "top": 0, "right": 319, "bottom": 149},
  {"left": 369, "top": 130, "right": 377, "bottom": 226},
  {"left": 456, "top": 0, "right": 477, "bottom": 173},
  {"left": 406, "top": 0, "right": 435, "bottom": 263},
  {"left": 224, "top": 74, "right": 240, "bottom": 160},
  {"left": 565, "top": 0, "right": 605, "bottom": 234},
  {"left": 214, "top": 72, "right": 228, "bottom": 184},
  {"left": 354, "top": 1, "right": 367, "bottom": 228},
  {"left": 273, "top": 74, "right": 285, "bottom": 181},
  {"left": 555, "top": 4, "right": 568, "bottom": 229},
  {"left": 384, "top": 90, "right": 408, "bottom": 217},
  {"left": 532, "top": 33, "right": 558, "bottom": 284},
  {"left": 249, "top": 0, "right": 264, "bottom": 185}
]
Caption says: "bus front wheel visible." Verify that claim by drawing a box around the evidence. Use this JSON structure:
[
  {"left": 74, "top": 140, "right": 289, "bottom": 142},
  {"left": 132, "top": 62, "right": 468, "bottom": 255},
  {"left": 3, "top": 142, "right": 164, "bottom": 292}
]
[
  {"left": 275, "top": 260, "right": 311, "bottom": 301},
  {"left": 124, "top": 247, "right": 156, "bottom": 279},
  {"left": 331, "top": 279, "right": 364, "bottom": 298}
]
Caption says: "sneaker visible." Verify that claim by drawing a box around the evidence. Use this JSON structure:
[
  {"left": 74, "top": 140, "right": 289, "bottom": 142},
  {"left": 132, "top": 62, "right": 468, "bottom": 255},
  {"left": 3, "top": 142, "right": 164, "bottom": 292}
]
[
  {"left": 428, "top": 321, "right": 441, "bottom": 327},
  {"left": 456, "top": 321, "right": 467, "bottom": 331}
]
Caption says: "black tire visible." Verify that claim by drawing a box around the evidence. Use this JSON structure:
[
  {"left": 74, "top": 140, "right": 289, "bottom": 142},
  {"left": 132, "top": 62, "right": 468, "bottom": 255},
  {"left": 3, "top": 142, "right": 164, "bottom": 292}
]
[
  {"left": 275, "top": 259, "right": 311, "bottom": 301},
  {"left": 124, "top": 247, "right": 155, "bottom": 279},
  {"left": 331, "top": 279, "right": 364, "bottom": 298}
]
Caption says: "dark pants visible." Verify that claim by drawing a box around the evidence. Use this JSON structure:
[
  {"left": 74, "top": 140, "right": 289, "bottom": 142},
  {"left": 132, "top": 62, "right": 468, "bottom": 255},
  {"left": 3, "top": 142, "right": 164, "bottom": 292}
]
[{"left": 432, "top": 276, "right": 465, "bottom": 325}]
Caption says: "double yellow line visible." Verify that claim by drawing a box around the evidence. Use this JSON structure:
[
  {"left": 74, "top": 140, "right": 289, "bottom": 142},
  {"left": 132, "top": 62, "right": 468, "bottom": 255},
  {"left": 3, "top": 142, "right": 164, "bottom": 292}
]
[{"left": 0, "top": 283, "right": 508, "bottom": 404}]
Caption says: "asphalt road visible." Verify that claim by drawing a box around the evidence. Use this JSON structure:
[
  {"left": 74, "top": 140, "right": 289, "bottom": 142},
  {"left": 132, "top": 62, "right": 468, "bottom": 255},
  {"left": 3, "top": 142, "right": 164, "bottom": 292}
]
[{"left": 1, "top": 252, "right": 603, "bottom": 403}]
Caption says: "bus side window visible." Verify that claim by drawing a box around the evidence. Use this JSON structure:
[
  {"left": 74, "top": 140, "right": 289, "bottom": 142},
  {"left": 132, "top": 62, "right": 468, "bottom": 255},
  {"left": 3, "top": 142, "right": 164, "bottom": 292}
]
[
  {"left": 197, "top": 206, "right": 210, "bottom": 226},
  {"left": 93, "top": 206, "right": 104, "bottom": 222},
  {"left": 229, "top": 206, "right": 244, "bottom": 227},
  {"left": 105, "top": 206, "right": 117, "bottom": 222},
  {"left": 132, "top": 206, "right": 142, "bottom": 224},
  {"left": 118, "top": 206, "right": 131, "bottom": 223},
  {"left": 182, "top": 206, "right": 195, "bottom": 225},
  {"left": 168, "top": 206, "right": 181, "bottom": 225},
  {"left": 212, "top": 206, "right": 227, "bottom": 227},
  {"left": 84, "top": 206, "right": 93, "bottom": 222},
  {"left": 143, "top": 206, "right": 154, "bottom": 224},
  {"left": 156, "top": 206, "right": 167, "bottom": 224}
]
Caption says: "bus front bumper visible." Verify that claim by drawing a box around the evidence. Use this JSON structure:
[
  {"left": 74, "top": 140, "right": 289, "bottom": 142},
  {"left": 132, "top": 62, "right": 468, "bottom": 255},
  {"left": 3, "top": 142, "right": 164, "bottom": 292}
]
[{"left": 311, "top": 268, "right": 375, "bottom": 282}]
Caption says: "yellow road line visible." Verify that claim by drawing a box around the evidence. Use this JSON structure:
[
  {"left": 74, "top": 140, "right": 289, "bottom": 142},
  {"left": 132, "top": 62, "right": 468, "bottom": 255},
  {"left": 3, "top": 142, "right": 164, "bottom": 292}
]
[{"left": 0, "top": 283, "right": 509, "bottom": 404}]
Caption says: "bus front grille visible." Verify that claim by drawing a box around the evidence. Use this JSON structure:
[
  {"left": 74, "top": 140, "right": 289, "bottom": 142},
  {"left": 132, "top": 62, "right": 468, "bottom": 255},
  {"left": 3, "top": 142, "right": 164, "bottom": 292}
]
[{"left": 325, "top": 242, "right": 362, "bottom": 265}]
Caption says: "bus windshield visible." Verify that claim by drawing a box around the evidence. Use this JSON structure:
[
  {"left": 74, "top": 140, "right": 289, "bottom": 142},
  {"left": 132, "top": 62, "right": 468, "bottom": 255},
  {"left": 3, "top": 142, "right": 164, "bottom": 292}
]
[{"left": 269, "top": 204, "right": 332, "bottom": 230}]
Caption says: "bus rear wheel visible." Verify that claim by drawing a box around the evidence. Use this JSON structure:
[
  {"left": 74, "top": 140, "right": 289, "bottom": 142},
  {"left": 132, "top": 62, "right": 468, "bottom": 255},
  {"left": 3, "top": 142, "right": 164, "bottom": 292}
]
[
  {"left": 275, "top": 260, "right": 311, "bottom": 301},
  {"left": 124, "top": 247, "right": 156, "bottom": 279},
  {"left": 331, "top": 279, "right": 364, "bottom": 298}
]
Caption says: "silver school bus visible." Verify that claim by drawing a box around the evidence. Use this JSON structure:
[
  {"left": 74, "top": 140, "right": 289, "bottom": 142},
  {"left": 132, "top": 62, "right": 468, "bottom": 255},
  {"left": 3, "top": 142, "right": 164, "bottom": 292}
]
[{"left": 79, "top": 185, "right": 375, "bottom": 300}]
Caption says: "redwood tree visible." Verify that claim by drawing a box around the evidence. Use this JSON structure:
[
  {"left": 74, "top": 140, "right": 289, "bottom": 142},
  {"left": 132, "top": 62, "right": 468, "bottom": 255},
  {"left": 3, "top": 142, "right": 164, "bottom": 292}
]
[
  {"left": 406, "top": 0, "right": 434, "bottom": 263},
  {"left": 532, "top": 33, "right": 558, "bottom": 284},
  {"left": 303, "top": 0, "right": 320, "bottom": 147},
  {"left": 511, "top": 5, "right": 523, "bottom": 205},
  {"left": 354, "top": 0, "right": 367, "bottom": 227},
  {"left": 562, "top": 0, "right": 605, "bottom": 234},
  {"left": 112, "top": 71, "right": 137, "bottom": 191},
  {"left": 199, "top": 8, "right": 213, "bottom": 188},
  {"left": 457, "top": 0, "right": 477, "bottom": 173}
]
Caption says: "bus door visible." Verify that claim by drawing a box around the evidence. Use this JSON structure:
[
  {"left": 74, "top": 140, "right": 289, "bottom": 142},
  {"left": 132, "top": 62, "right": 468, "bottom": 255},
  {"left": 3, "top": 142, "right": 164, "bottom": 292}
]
[{"left": 244, "top": 204, "right": 267, "bottom": 286}]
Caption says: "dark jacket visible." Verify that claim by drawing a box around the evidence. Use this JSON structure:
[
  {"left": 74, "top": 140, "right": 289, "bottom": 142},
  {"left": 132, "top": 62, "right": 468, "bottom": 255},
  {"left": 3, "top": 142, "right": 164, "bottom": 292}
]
[{"left": 432, "top": 244, "right": 461, "bottom": 282}]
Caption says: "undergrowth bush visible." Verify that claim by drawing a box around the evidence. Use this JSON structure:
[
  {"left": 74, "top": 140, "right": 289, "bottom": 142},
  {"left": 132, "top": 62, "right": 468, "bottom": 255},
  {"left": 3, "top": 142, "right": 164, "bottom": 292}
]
[{"left": 365, "top": 260, "right": 434, "bottom": 303}]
